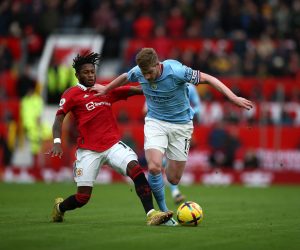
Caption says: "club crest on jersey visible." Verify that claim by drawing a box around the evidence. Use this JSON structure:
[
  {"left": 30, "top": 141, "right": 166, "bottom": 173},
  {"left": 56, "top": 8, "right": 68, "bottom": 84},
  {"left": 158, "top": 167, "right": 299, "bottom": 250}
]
[
  {"left": 75, "top": 168, "right": 83, "bottom": 177},
  {"left": 59, "top": 98, "right": 66, "bottom": 106},
  {"left": 150, "top": 83, "right": 157, "bottom": 90}
]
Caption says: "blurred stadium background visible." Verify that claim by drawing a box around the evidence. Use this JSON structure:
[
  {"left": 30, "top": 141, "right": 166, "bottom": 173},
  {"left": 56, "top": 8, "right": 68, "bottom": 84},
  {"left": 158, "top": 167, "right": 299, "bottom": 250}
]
[{"left": 0, "top": 0, "right": 300, "bottom": 186}]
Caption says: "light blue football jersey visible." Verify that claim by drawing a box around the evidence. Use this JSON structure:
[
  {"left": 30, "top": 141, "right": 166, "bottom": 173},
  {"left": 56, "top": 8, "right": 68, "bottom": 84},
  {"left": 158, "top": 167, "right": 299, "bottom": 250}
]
[{"left": 127, "top": 59, "right": 201, "bottom": 124}]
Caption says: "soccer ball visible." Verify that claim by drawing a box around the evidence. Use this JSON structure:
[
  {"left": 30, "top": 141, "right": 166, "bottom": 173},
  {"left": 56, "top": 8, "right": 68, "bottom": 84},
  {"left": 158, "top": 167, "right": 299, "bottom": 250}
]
[{"left": 176, "top": 201, "right": 204, "bottom": 226}]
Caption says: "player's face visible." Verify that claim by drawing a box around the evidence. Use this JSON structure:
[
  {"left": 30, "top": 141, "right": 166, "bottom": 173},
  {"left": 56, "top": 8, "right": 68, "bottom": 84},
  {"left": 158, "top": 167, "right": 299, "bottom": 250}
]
[
  {"left": 76, "top": 64, "right": 96, "bottom": 87},
  {"left": 142, "top": 63, "right": 160, "bottom": 82}
]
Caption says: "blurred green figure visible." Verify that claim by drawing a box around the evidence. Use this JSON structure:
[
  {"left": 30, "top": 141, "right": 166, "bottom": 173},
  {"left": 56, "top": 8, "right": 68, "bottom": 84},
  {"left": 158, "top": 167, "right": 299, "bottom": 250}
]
[{"left": 20, "top": 81, "right": 51, "bottom": 178}]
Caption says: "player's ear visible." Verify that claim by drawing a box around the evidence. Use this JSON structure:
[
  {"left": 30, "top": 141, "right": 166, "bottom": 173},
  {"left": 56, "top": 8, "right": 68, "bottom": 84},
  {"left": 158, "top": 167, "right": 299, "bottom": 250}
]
[{"left": 75, "top": 72, "right": 79, "bottom": 80}]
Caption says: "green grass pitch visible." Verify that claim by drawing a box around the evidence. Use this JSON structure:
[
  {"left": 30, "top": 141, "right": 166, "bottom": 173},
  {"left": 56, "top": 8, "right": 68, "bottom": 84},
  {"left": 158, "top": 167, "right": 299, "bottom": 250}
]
[{"left": 0, "top": 182, "right": 299, "bottom": 250}]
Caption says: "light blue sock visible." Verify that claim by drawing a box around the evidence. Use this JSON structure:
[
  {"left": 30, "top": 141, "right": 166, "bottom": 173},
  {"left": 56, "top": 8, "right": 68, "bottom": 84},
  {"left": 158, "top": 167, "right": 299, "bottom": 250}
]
[
  {"left": 148, "top": 172, "right": 169, "bottom": 212},
  {"left": 169, "top": 183, "right": 180, "bottom": 198}
]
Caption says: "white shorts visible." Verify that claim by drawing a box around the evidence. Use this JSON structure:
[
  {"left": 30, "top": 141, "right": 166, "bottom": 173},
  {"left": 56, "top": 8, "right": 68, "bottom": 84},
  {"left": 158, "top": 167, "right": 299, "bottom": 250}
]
[
  {"left": 144, "top": 117, "right": 193, "bottom": 161},
  {"left": 73, "top": 141, "right": 138, "bottom": 187}
]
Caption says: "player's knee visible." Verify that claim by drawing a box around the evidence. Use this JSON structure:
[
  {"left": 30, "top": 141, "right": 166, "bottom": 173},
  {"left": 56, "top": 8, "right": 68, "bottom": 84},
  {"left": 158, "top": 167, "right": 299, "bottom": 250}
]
[
  {"left": 126, "top": 161, "right": 144, "bottom": 180},
  {"left": 75, "top": 193, "right": 91, "bottom": 208},
  {"left": 148, "top": 161, "right": 162, "bottom": 175}
]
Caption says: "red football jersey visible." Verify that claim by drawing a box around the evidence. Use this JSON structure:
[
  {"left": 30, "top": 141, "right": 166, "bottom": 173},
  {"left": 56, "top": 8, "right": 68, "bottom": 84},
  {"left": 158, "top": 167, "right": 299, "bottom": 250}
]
[{"left": 56, "top": 83, "right": 131, "bottom": 152}]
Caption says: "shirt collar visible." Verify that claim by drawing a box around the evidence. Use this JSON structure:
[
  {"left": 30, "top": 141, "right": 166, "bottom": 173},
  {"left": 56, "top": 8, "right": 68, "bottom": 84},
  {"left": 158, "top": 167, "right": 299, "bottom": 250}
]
[{"left": 77, "top": 83, "right": 88, "bottom": 91}]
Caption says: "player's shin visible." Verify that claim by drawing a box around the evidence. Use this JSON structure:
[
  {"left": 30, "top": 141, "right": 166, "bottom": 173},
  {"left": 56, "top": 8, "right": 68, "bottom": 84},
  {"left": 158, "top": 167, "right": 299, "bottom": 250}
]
[
  {"left": 148, "top": 172, "right": 169, "bottom": 212},
  {"left": 127, "top": 164, "right": 154, "bottom": 214},
  {"left": 59, "top": 193, "right": 91, "bottom": 212}
]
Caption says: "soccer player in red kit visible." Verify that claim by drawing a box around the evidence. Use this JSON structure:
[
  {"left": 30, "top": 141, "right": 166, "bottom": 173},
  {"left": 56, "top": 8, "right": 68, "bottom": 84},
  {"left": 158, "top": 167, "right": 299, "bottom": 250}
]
[{"left": 49, "top": 52, "right": 172, "bottom": 225}]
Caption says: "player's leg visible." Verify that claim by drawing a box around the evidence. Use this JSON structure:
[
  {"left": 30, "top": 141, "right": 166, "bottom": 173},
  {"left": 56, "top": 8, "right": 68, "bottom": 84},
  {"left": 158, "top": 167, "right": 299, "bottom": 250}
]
[
  {"left": 164, "top": 121, "right": 193, "bottom": 200},
  {"left": 145, "top": 148, "right": 169, "bottom": 212},
  {"left": 165, "top": 160, "right": 186, "bottom": 185},
  {"left": 168, "top": 183, "right": 185, "bottom": 204},
  {"left": 52, "top": 186, "right": 93, "bottom": 222},
  {"left": 126, "top": 160, "right": 154, "bottom": 213},
  {"left": 162, "top": 157, "right": 185, "bottom": 204},
  {"left": 107, "top": 141, "right": 172, "bottom": 225},
  {"left": 52, "top": 149, "right": 102, "bottom": 222},
  {"left": 144, "top": 118, "right": 170, "bottom": 212},
  {"left": 57, "top": 186, "right": 92, "bottom": 212},
  {"left": 126, "top": 160, "right": 172, "bottom": 225}
]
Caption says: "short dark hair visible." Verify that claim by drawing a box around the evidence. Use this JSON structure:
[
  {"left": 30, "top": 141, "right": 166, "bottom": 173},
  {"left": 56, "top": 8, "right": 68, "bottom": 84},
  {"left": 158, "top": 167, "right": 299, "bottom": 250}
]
[{"left": 72, "top": 52, "right": 101, "bottom": 73}]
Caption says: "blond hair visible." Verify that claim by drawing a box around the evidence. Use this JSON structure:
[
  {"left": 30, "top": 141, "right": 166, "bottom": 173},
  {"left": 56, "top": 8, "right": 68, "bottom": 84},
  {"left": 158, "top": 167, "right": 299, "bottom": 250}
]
[{"left": 135, "top": 48, "right": 159, "bottom": 71}]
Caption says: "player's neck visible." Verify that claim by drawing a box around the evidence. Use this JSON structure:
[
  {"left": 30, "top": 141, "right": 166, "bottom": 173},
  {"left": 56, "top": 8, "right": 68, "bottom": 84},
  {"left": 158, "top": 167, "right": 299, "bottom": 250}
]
[{"left": 159, "top": 63, "right": 163, "bottom": 77}]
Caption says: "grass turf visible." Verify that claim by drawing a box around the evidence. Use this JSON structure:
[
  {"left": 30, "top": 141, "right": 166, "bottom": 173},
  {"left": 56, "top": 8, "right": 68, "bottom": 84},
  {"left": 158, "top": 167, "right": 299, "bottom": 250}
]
[{"left": 0, "top": 182, "right": 299, "bottom": 250}]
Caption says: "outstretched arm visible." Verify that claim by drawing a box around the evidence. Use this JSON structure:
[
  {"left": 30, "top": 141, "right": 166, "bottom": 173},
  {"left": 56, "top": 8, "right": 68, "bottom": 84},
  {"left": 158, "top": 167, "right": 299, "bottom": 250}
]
[
  {"left": 91, "top": 73, "right": 129, "bottom": 96},
  {"left": 200, "top": 73, "right": 253, "bottom": 110},
  {"left": 127, "top": 85, "right": 143, "bottom": 97},
  {"left": 49, "top": 113, "right": 65, "bottom": 158}
]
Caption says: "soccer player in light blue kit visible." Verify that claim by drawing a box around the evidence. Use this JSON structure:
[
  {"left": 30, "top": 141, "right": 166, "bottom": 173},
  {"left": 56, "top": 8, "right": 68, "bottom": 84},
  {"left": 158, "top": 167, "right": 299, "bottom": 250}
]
[
  {"left": 92, "top": 48, "right": 253, "bottom": 226},
  {"left": 145, "top": 83, "right": 201, "bottom": 205}
]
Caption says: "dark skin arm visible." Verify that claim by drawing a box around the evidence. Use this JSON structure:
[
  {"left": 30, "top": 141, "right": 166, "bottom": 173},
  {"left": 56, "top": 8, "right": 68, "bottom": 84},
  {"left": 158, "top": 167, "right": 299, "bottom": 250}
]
[
  {"left": 126, "top": 85, "right": 143, "bottom": 97},
  {"left": 49, "top": 113, "right": 65, "bottom": 158},
  {"left": 50, "top": 112, "right": 92, "bottom": 195}
]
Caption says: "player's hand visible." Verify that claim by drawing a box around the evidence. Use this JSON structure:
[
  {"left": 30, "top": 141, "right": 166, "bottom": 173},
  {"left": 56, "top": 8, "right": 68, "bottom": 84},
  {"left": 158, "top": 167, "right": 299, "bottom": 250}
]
[
  {"left": 232, "top": 97, "right": 253, "bottom": 110},
  {"left": 90, "top": 84, "right": 107, "bottom": 96},
  {"left": 47, "top": 144, "right": 63, "bottom": 158}
]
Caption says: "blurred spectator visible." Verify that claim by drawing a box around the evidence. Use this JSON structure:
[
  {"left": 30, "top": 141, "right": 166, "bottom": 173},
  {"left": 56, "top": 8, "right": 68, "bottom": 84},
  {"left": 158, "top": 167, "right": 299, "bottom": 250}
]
[
  {"left": 59, "top": 0, "right": 82, "bottom": 30},
  {"left": 242, "top": 46, "right": 259, "bottom": 76},
  {"left": 271, "top": 84, "right": 285, "bottom": 102},
  {"left": 0, "top": 42, "right": 13, "bottom": 73},
  {"left": 220, "top": 0, "right": 242, "bottom": 34},
  {"left": 152, "top": 25, "right": 171, "bottom": 60},
  {"left": 91, "top": 1, "right": 118, "bottom": 34},
  {"left": 133, "top": 11, "right": 154, "bottom": 39},
  {"left": 208, "top": 122, "right": 241, "bottom": 168},
  {"left": 274, "top": 2, "right": 291, "bottom": 38},
  {"left": 0, "top": 113, "right": 16, "bottom": 168},
  {"left": 223, "top": 101, "right": 241, "bottom": 124},
  {"left": 208, "top": 121, "right": 228, "bottom": 167},
  {"left": 240, "top": 0, "right": 264, "bottom": 38},
  {"left": 37, "top": 0, "right": 60, "bottom": 39},
  {"left": 115, "top": 5, "right": 134, "bottom": 38},
  {"left": 47, "top": 56, "right": 77, "bottom": 104},
  {"left": 24, "top": 25, "right": 43, "bottom": 63},
  {"left": 181, "top": 50, "right": 194, "bottom": 68},
  {"left": 16, "top": 66, "right": 36, "bottom": 98},
  {"left": 0, "top": 134, "right": 12, "bottom": 168},
  {"left": 201, "top": 2, "right": 222, "bottom": 38},
  {"left": 0, "top": 0, "right": 10, "bottom": 35},
  {"left": 20, "top": 80, "right": 51, "bottom": 178},
  {"left": 166, "top": 6, "right": 185, "bottom": 38},
  {"left": 243, "top": 149, "right": 260, "bottom": 168}
]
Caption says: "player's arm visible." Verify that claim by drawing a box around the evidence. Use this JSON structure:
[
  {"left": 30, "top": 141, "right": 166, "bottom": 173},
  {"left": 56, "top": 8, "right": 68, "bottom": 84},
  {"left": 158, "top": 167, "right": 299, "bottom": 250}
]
[
  {"left": 188, "top": 84, "right": 201, "bottom": 113},
  {"left": 199, "top": 72, "right": 253, "bottom": 110},
  {"left": 50, "top": 113, "right": 66, "bottom": 158},
  {"left": 127, "top": 85, "right": 143, "bottom": 97},
  {"left": 91, "top": 73, "right": 129, "bottom": 96}
]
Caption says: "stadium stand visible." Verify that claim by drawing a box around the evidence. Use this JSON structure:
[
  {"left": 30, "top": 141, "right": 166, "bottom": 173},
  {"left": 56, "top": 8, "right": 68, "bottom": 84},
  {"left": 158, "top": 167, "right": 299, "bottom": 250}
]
[{"left": 0, "top": 0, "right": 299, "bottom": 184}]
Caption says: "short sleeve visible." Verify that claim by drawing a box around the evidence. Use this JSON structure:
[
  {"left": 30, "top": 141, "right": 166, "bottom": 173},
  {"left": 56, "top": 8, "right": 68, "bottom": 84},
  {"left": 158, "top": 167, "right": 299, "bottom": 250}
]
[
  {"left": 56, "top": 90, "right": 73, "bottom": 116},
  {"left": 127, "top": 66, "right": 140, "bottom": 82},
  {"left": 171, "top": 60, "right": 201, "bottom": 85}
]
